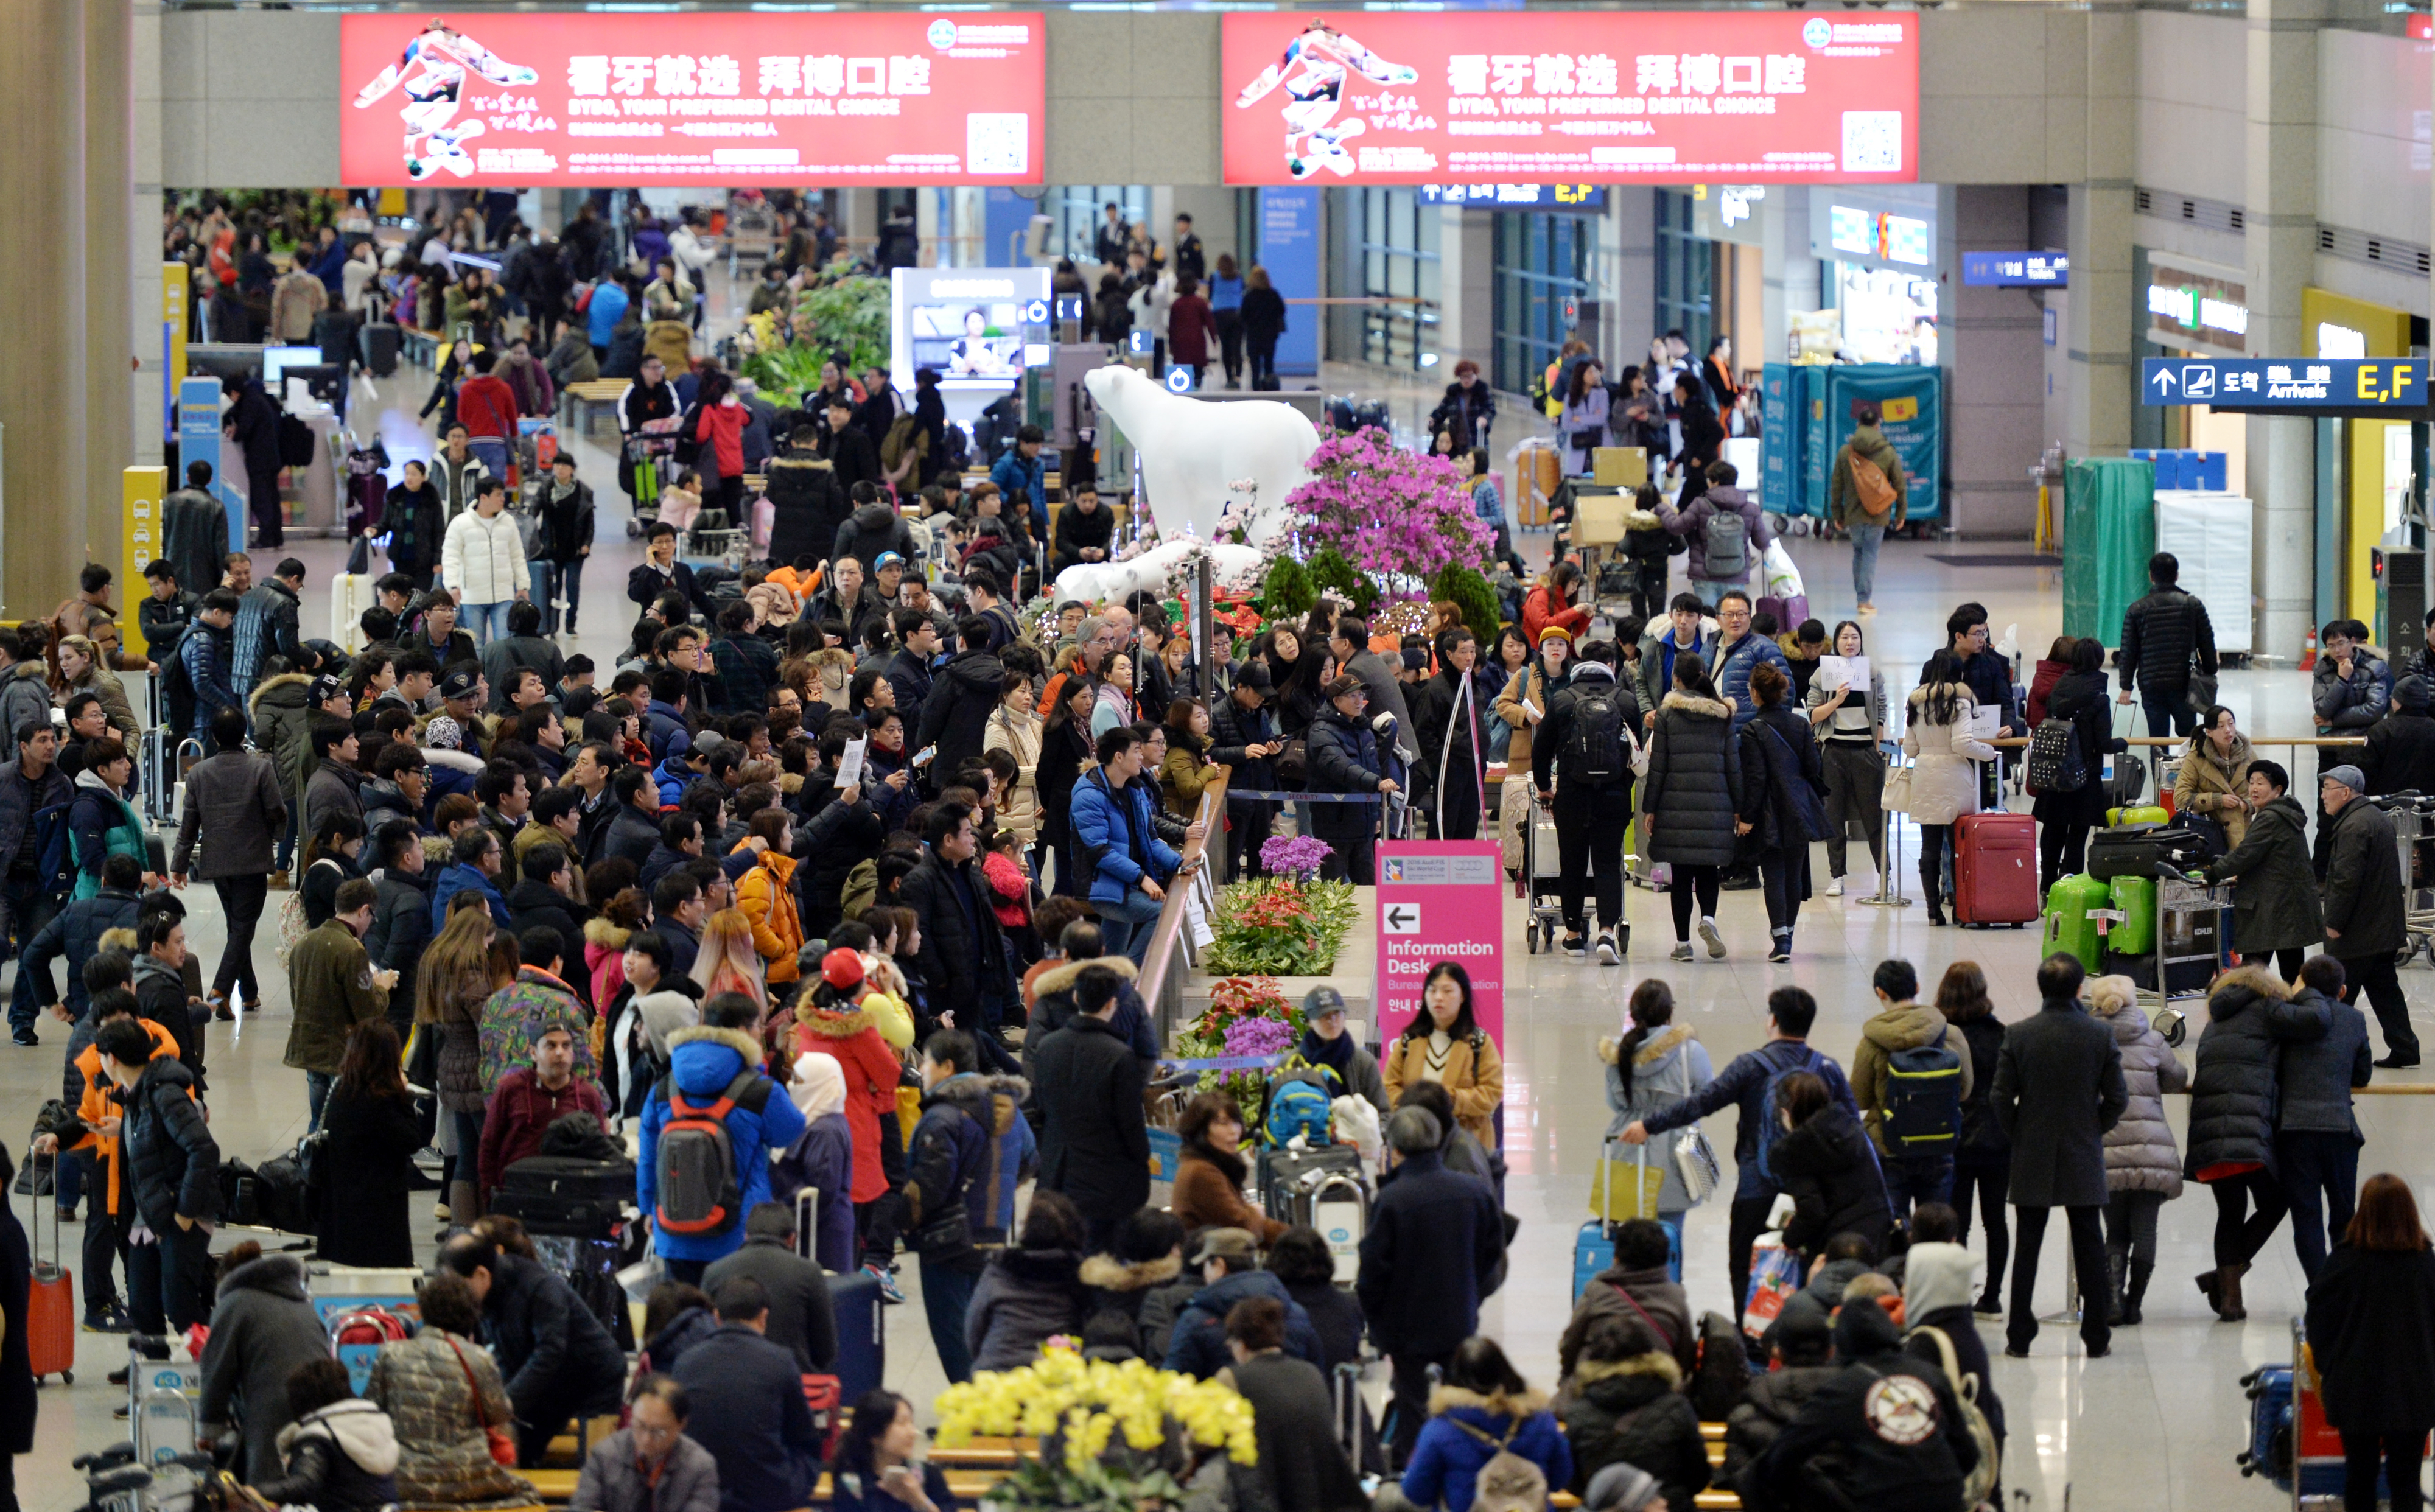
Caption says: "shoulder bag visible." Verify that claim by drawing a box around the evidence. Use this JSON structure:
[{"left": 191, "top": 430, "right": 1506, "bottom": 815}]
[
  {"left": 444, "top": 1335, "right": 519, "bottom": 1467},
  {"left": 1668, "top": 1045, "right": 1722, "bottom": 1206}
]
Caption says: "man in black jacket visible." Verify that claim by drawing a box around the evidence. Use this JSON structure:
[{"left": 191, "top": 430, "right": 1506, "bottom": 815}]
[
  {"left": 1990, "top": 951, "right": 2128, "bottom": 1359},
  {"left": 1534, "top": 643, "right": 1639, "bottom": 963},
  {"left": 898, "top": 803, "right": 1017, "bottom": 1055},
  {"left": 2115, "top": 551, "right": 2218, "bottom": 739},
  {"left": 103, "top": 1017, "right": 219, "bottom": 1331},
  {"left": 2269, "top": 954, "right": 2373, "bottom": 1281},
  {"left": 2363, "top": 674, "right": 2435, "bottom": 797},
  {"left": 919, "top": 619, "right": 1006, "bottom": 780},
  {"left": 506, "top": 845, "right": 587, "bottom": 984},
  {"left": 1207, "top": 659, "right": 1283, "bottom": 881},
  {"left": 1031, "top": 965, "right": 1149, "bottom": 1252},
  {"left": 884, "top": 609, "right": 940, "bottom": 717},
  {"left": 1357, "top": 1105, "right": 1506, "bottom": 1465},
  {"left": 670, "top": 1277, "right": 822, "bottom": 1512},
  {"left": 2321, "top": 765, "right": 2415, "bottom": 1066},
  {"left": 702, "top": 1203, "right": 838, "bottom": 1373},
  {"left": 364, "top": 821, "right": 432, "bottom": 1034},
  {"left": 813, "top": 397, "right": 879, "bottom": 497},
  {"left": 1756, "top": 1294, "right": 1977, "bottom": 1512},
  {"left": 0, "top": 724, "right": 72, "bottom": 1045},
  {"left": 439, "top": 1231, "right": 626, "bottom": 1466},
  {"left": 1049, "top": 486, "right": 1116, "bottom": 580},
  {"left": 1410, "top": 626, "right": 1489, "bottom": 842},
  {"left": 591, "top": 766, "right": 664, "bottom": 869}
]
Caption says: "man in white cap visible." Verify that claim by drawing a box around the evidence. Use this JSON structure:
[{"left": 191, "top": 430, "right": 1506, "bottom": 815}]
[{"left": 2319, "top": 763, "right": 2416, "bottom": 1066}]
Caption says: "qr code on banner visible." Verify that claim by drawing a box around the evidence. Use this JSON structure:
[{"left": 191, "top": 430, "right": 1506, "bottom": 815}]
[
  {"left": 1841, "top": 111, "right": 1903, "bottom": 173},
  {"left": 967, "top": 114, "right": 1029, "bottom": 177}
]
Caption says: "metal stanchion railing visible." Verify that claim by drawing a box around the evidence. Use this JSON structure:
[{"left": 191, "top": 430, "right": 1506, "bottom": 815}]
[{"left": 1857, "top": 742, "right": 1911, "bottom": 908}]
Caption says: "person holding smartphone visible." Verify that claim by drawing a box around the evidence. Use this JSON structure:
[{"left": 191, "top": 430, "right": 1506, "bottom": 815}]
[{"left": 830, "top": 1390, "right": 956, "bottom": 1511}]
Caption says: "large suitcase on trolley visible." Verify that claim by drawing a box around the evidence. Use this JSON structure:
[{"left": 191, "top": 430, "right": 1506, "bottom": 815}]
[
  {"left": 1952, "top": 811, "right": 2038, "bottom": 926},
  {"left": 2041, "top": 874, "right": 2111, "bottom": 971}
]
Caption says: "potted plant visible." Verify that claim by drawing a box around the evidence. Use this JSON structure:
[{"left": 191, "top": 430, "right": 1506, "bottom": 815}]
[{"left": 933, "top": 1346, "right": 1259, "bottom": 1511}]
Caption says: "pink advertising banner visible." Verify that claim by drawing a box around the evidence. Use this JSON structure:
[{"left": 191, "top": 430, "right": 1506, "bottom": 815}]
[{"left": 1373, "top": 840, "right": 1506, "bottom": 1047}]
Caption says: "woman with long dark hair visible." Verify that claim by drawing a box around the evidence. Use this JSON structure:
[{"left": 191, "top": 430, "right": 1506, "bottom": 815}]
[
  {"left": 1559, "top": 359, "right": 1611, "bottom": 475},
  {"left": 1935, "top": 961, "right": 2011, "bottom": 1315},
  {"left": 2306, "top": 1173, "right": 2435, "bottom": 1512},
  {"left": 1263, "top": 625, "right": 1326, "bottom": 740},
  {"left": 964, "top": 1190, "right": 1090, "bottom": 1374},
  {"left": 2031, "top": 636, "right": 2121, "bottom": 892},
  {"left": 690, "top": 366, "right": 748, "bottom": 525},
  {"left": 1804, "top": 619, "right": 1888, "bottom": 895},
  {"left": 1903, "top": 649, "right": 2000, "bottom": 925},
  {"left": 1600, "top": 979, "right": 1714, "bottom": 1234},
  {"left": 1736, "top": 660, "right": 1825, "bottom": 962},
  {"left": 317, "top": 1019, "right": 422, "bottom": 1267},
  {"left": 416, "top": 905, "right": 497, "bottom": 1224},
  {"left": 830, "top": 1389, "right": 959, "bottom": 1512},
  {"left": 1037, "top": 675, "right": 1099, "bottom": 897},
  {"left": 1641, "top": 656, "right": 1740, "bottom": 959},
  {"left": 1381, "top": 962, "right": 1505, "bottom": 1149}
]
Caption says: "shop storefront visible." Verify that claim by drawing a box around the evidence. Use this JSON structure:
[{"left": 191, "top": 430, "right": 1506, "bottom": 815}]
[
  {"left": 1807, "top": 187, "right": 1939, "bottom": 366},
  {"left": 2303, "top": 287, "right": 2423, "bottom": 632}
]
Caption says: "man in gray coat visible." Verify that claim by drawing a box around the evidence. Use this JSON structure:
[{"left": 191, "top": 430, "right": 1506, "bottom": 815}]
[
  {"left": 701, "top": 1202, "right": 838, "bottom": 1373},
  {"left": 569, "top": 1373, "right": 720, "bottom": 1512},
  {"left": 2321, "top": 765, "right": 2416, "bottom": 1067},
  {"left": 172, "top": 704, "right": 288, "bottom": 1018},
  {"left": 2268, "top": 954, "right": 2374, "bottom": 1281},
  {"left": 198, "top": 1252, "right": 334, "bottom": 1483},
  {"left": 1328, "top": 617, "right": 1417, "bottom": 763},
  {"left": 1991, "top": 951, "right": 2128, "bottom": 1360}
]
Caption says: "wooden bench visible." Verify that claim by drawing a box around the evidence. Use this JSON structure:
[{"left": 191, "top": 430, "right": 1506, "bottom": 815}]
[
  {"left": 529, "top": 1466, "right": 995, "bottom": 1506},
  {"left": 562, "top": 379, "right": 630, "bottom": 439}
]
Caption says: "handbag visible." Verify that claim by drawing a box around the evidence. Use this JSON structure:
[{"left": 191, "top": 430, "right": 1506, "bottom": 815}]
[
  {"left": 445, "top": 1336, "right": 519, "bottom": 1468},
  {"left": 404, "top": 1022, "right": 441, "bottom": 1095},
  {"left": 345, "top": 533, "right": 373, "bottom": 577},
  {"left": 1881, "top": 760, "right": 1913, "bottom": 815},
  {"left": 1589, "top": 1138, "right": 1667, "bottom": 1222}
]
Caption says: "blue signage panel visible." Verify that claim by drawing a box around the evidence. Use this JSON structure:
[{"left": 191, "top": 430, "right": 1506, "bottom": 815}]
[
  {"left": 175, "top": 376, "right": 244, "bottom": 555},
  {"left": 1961, "top": 251, "right": 2067, "bottom": 287},
  {"left": 1256, "top": 185, "right": 1321, "bottom": 379},
  {"left": 1418, "top": 184, "right": 1606, "bottom": 212},
  {"left": 2140, "top": 357, "right": 2428, "bottom": 410}
]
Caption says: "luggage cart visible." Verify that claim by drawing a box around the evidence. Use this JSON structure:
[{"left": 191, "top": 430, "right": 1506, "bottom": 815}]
[
  {"left": 2370, "top": 791, "right": 2435, "bottom": 965},
  {"left": 2125, "top": 869, "right": 2232, "bottom": 1017},
  {"left": 624, "top": 418, "right": 682, "bottom": 537},
  {"left": 1519, "top": 791, "right": 1563, "bottom": 953}
]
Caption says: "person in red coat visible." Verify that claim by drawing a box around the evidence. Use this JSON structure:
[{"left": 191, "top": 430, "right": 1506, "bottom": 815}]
[
  {"left": 476, "top": 1015, "right": 609, "bottom": 1208},
  {"left": 2026, "top": 634, "right": 2075, "bottom": 730},
  {"left": 691, "top": 368, "right": 751, "bottom": 535},
  {"left": 1524, "top": 562, "right": 1594, "bottom": 645},
  {"left": 792, "top": 950, "right": 907, "bottom": 1294},
  {"left": 1168, "top": 276, "right": 1219, "bottom": 388},
  {"left": 454, "top": 348, "right": 521, "bottom": 485}
]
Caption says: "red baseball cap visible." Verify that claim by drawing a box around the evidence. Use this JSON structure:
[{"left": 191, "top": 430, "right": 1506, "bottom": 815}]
[{"left": 821, "top": 948, "right": 866, "bottom": 991}]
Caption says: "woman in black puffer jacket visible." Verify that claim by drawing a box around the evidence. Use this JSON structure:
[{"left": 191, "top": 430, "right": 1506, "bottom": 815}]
[
  {"left": 1640, "top": 656, "right": 1742, "bottom": 961},
  {"left": 1771, "top": 1069, "right": 1891, "bottom": 1262},
  {"left": 2030, "top": 637, "right": 2124, "bottom": 891},
  {"left": 2186, "top": 962, "right": 2295, "bottom": 1322},
  {"left": 1559, "top": 1313, "right": 1711, "bottom": 1508},
  {"left": 1936, "top": 961, "right": 2012, "bottom": 1314},
  {"left": 763, "top": 436, "right": 849, "bottom": 569}
]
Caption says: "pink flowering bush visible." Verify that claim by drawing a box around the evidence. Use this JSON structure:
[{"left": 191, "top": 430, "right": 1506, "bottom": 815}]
[
  {"left": 1285, "top": 427, "right": 1495, "bottom": 587},
  {"left": 1222, "top": 1013, "right": 1297, "bottom": 1059}
]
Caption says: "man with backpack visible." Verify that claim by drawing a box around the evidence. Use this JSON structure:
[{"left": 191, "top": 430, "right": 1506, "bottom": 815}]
[
  {"left": 638, "top": 992, "right": 807, "bottom": 1284},
  {"left": 1850, "top": 959, "right": 1971, "bottom": 1225},
  {"left": 1659, "top": 460, "right": 1773, "bottom": 612},
  {"left": 2115, "top": 550, "right": 2219, "bottom": 738},
  {"left": 1619, "top": 986, "right": 1859, "bottom": 1323},
  {"left": 1828, "top": 401, "right": 1907, "bottom": 615},
  {"left": 1754, "top": 1292, "right": 1979, "bottom": 1512},
  {"left": 1533, "top": 640, "right": 1639, "bottom": 965}
]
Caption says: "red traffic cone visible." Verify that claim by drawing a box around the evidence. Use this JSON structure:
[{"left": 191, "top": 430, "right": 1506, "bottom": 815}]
[{"left": 2300, "top": 626, "right": 2318, "bottom": 671}]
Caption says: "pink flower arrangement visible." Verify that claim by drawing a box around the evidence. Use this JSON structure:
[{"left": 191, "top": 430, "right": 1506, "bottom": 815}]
[{"left": 1285, "top": 427, "right": 1495, "bottom": 587}]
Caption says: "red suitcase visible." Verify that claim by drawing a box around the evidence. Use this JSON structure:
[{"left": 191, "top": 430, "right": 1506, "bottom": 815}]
[
  {"left": 1952, "top": 811, "right": 2039, "bottom": 926},
  {"left": 26, "top": 1153, "right": 74, "bottom": 1384}
]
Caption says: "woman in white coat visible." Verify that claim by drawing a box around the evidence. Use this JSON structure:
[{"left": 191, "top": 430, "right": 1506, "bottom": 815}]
[
  {"left": 1902, "top": 649, "right": 1999, "bottom": 926},
  {"left": 1600, "top": 978, "right": 1715, "bottom": 1236},
  {"left": 438, "top": 477, "right": 529, "bottom": 646}
]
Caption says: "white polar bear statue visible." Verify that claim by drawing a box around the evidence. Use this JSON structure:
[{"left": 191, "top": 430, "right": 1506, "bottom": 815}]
[
  {"left": 1051, "top": 541, "right": 1269, "bottom": 607},
  {"left": 1082, "top": 365, "right": 1319, "bottom": 545}
]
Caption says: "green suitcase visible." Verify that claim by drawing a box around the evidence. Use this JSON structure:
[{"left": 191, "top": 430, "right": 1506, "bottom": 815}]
[
  {"left": 2107, "top": 805, "right": 2170, "bottom": 828},
  {"left": 2042, "top": 875, "right": 2112, "bottom": 971},
  {"left": 2108, "top": 874, "right": 2157, "bottom": 956}
]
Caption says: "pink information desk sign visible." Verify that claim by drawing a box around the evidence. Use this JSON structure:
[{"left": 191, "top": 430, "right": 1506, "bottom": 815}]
[{"left": 1373, "top": 840, "right": 1505, "bottom": 1046}]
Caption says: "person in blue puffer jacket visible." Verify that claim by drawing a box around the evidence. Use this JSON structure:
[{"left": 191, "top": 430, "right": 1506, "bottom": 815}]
[
  {"left": 639, "top": 994, "right": 807, "bottom": 1281},
  {"left": 1381, "top": 1335, "right": 1573, "bottom": 1512},
  {"left": 1066, "top": 726, "right": 1186, "bottom": 967}
]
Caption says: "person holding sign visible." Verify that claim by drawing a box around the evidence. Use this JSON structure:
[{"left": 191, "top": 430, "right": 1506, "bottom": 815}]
[{"left": 1804, "top": 621, "right": 1887, "bottom": 897}]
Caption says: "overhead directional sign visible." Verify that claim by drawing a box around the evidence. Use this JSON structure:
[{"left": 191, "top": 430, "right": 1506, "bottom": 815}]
[{"left": 2142, "top": 357, "right": 2427, "bottom": 413}]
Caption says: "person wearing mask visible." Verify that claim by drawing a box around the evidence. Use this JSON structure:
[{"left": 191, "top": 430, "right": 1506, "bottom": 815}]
[
  {"left": 668, "top": 1277, "right": 822, "bottom": 1512},
  {"left": 2273, "top": 954, "right": 2374, "bottom": 1283},
  {"left": 1031, "top": 965, "right": 1151, "bottom": 1253},
  {"left": 316, "top": 1019, "right": 422, "bottom": 1269},
  {"left": 366, "top": 1270, "right": 536, "bottom": 1505},
  {"left": 1171, "top": 1091, "right": 1284, "bottom": 1243},
  {"left": 284, "top": 877, "right": 396, "bottom": 1130},
  {"left": 1851, "top": 957, "right": 1971, "bottom": 1220},
  {"left": 198, "top": 1248, "right": 333, "bottom": 1483},
  {"left": 2200, "top": 759, "right": 2322, "bottom": 983},
  {"left": 436, "top": 1230, "right": 627, "bottom": 1466},
  {"left": 964, "top": 1189, "right": 1091, "bottom": 1373},
  {"left": 2027, "top": 635, "right": 2119, "bottom": 892},
  {"left": 99, "top": 1015, "right": 218, "bottom": 1331},
  {"left": 1991, "top": 951, "right": 2128, "bottom": 1357},
  {"left": 702, "top": 1202, "right": 837, "bottom": 1375},
  {"left": 1358, "top": 1107, "right": 1508, "bottom": 1466},
  {"left": 1240, "top": 265, "right": 1286, "bottom": 391},
  {"left": 1755, "top": 1300, "right": 1977, "bottom": 1512},
  {"left": 1935, "top": 962, "right": 2011, "bottom": 1316},
  {"left": 2304, "top": 1173, "right": 2435, "bottom": 1512},
  {"left": 1641, "top": 655, "right": 1739, "bottom": 961},
  {"left": 1826, "top": 401, "right": 1907, "bottom": 614},
  {"left": 1378, "top": 1335, "right": 1569, "bottom": 1512},
  {"left": 2319, "top": 764, "right": 2415, "bottom": 1066},
  {"left": 1904, "top": 651, "right": 2000, "bottom": 928},
  {"left": 827, "top": 1390, "right": 959, "bottom": 1512},
  {"left": 1594, "top": 978, "right": 1712, "bottom": 1251},
  {"left": 2115, "top": 550, "right": 2218, "bottom": 739},
  {"left": 1558, "top": 1312, "right": 1711, "bottom": 1510},
  {"left": 245, "top": 1357, "right": 402, "bottom": 1512},
  {"left": 2179, "top": 703, "right": 2258, "bottom": 853},
  {"left": 569, "top": 1373, "right": 718, "bottom": 1512},
  {"left": 2078, "top": 973, "right": 2187, "bottom": 1327}
]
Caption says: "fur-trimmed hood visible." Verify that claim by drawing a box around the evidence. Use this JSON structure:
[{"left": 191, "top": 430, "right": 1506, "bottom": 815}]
[
  {"left": 794, "top": 998, "right": 874, "bottom": 1037},
  {"left": 666, "top": 1023, "right": 766, "bottom": 1099},
  {"left": 1597, "top": 1024, "right": 1695, "bottom": 1068},
  {"left": 247, "top": 670, "right": 311, "bottom": 718},
  {"left": 1624, "top": 507, "right": 1665, "bottom": 533},
  {"left": 1659, "top": 691, "right": 1731, "bottom": 721},
  {"left": 583, "top": 916, "right": 632, "bottom": 951},
  {"left": 1079, "top": 1251, "right": 1183, "bottom": 1295},
  {"left": 925, "top": 1070, "right": 1032, "bottom": 1136},
  {"left": 668, "top": 1023, "right": 763, "bottom": 1059},
  {"left": 2210, "top": 962, "right": 2293, "bottom": 1015},
  {"left": 1429, "top": 1382, "right": 1553, "bottom": 1419},
  {"left": 1029, "top": 953, "right": 1138, "bottom": 999},
  {"left": 99, "top": 926, "right": 137, "bottom": 954},
  {"left": 1572, "top": 1351, "right": 1687, "bottom": 1396}
]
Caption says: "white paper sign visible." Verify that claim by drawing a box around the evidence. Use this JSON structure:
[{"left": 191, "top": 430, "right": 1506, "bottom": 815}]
[
  {"left": 1964, "top": 707, "right": 2003, "bottom": 741},
  {"left": 834, "top": 737, "right": 868, "bottom": 790},
  {"left": 1817, "top": 655, "right": 1869, "bottom": 697}
]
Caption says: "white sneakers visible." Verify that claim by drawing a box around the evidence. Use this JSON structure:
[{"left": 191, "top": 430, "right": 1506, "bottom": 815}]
[
  {"left": 1826, "top": 876, "right": 1845, "bottom": 898},
  {"left": 1596, "top": 932, "right": 1620, "bottom": 965},
  {"left": 1699, "top": 917, "right": 1727, "bottom": 959}
]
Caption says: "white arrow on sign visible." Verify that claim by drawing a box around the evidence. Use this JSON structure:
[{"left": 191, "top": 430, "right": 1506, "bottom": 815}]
[
  {"left": 2150, "top": 367, "right": 2177, "bottom": 395},
  {"left": 1383, "top": 903, "right": 1421, "bottom": 935}
]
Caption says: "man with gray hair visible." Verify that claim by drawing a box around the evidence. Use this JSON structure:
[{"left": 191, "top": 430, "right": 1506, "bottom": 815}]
[
  {"left": 702, "top": 1201, "right": 838, "bottom": 1372},
  {"left": 1358, "top": 1103, "right": 1507, "bottom": 1463},
  {"left": 2320, "top": 763, "right": 2416, "bottom": 1066}
]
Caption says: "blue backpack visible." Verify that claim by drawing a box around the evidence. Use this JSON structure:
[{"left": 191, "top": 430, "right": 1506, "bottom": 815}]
[
  {"left": 1264, "top": 1071, "right": 1335, "bottom": 1149},
  {"left": 1883, "top": 1026, "right": 1964, "bottom": 1150},
  {"left": 1754, "top": 1048, "right": 1826, "bottom": 1185}
]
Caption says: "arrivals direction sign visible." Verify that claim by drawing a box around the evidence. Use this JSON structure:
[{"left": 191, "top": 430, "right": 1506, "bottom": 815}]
[{"left": 2141, "top": 357, "right": 2428, "bottom": 416}]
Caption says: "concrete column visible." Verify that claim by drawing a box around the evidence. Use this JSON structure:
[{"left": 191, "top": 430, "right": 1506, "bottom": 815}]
[
  {"left": 1609, "top": 191, "right": 1655, "bottom": 357},
  {"left": 1946, "top": 186, "right": 2046, "bottom": 537},
  {"left": 131, "top": 0, "right": 163, "bottom": 467},
  {"left": 2246, "top": 0, "right": 2325, "bottom": 663},
  {"left": 1434, "top": 205, "right": 1493, "bottom": 374},
  {"left": 2063, "top": 9, "right": 2137, "bottom": 467},
  {"left": 86, "top": 0, "right": 135, "bottom": 564}
]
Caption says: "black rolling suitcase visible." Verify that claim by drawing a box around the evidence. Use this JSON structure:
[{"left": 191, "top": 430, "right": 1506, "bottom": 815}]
[
  {"left": 829, "top": 1266, "right": 886, "bottom": 1405},
  {"left": 1255, "top": 1142, "right": 1364, "bottom": 1224},
  {"left": 363, "top": 321, "right": 400, "bottom": 378},
  {"left": 314, "top": 309, "right": 362, "bottom": 372},
  {"left": 489, "top": 1155, "right": 634, "bottom": 1238}
]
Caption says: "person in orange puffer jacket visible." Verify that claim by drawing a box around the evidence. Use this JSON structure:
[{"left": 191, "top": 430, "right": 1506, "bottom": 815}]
[{"left": 734, "top": 814, "right": 804, "bottom": 990}]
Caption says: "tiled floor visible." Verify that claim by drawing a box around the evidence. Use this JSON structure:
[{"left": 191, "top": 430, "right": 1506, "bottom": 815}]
[{"left": 18, "top": 270, "right": 2431, "bottom": 1512}]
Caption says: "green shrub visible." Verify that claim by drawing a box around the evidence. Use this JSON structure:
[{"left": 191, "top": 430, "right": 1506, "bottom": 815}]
[
  {"left": 1260, "top": 555, "right": 1316, "bottom": 622},
  {"left": 1307, "top": 548, "right": 1381, "bottom": 616},
  {"left": 1429, "top": 564, "right": 1502, "bottom": 647}
]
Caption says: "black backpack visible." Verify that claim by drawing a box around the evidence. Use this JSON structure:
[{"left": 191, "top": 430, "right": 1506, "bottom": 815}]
[
  {"left": 2025, "top": 716, "right": 2087, "bottom": 795},
  {"left": 277, "top": 413, "right": 316, "bottom": 469},
  {"left": 1564, "top": 681, "right": 1630, "bottom": 785}
]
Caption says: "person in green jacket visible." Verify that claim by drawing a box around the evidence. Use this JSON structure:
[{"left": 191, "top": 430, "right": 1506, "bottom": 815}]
[
  {"left": 284, "top": 877, "right": 396, "bottom": 1131},
  {"left": 1827, "top": 403, "right": 1908, "bottom": 614},
  {"left": 69, "top": 739, "right": 149, "bottom": 901}
]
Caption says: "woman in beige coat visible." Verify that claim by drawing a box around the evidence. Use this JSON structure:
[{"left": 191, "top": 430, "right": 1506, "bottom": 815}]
[
  {"left": 1380, "top": 961, "right": 1506, "bottom": 1149},
  {"left": 984, "top": 672, "right": 1043, "bottom": 853},
  {"left": 2175, "top": 704, "right": 2255, "bottom": 852},
  {"left": 1901, "top": 651, "right": 1999, "bottom": 926}
]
